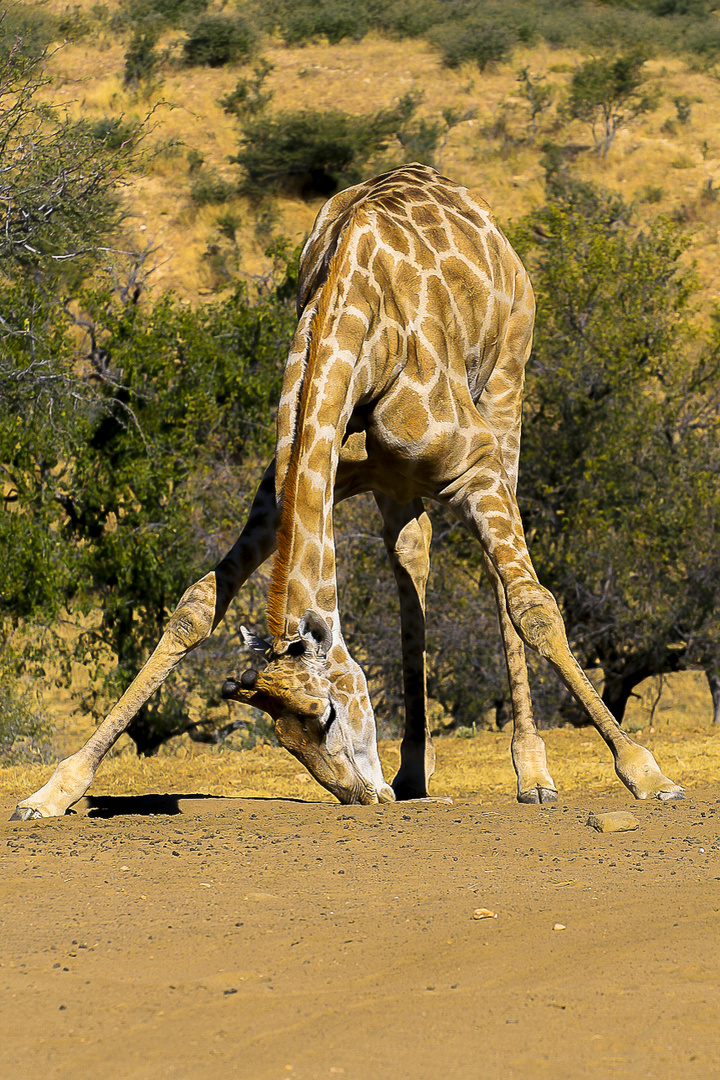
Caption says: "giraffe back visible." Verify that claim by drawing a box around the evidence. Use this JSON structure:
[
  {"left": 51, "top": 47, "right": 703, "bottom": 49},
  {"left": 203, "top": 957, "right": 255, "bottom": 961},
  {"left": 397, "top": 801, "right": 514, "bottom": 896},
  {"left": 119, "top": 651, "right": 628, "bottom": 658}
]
[{"left": 296, "top": 163, "right": 534, "bottom": 409}]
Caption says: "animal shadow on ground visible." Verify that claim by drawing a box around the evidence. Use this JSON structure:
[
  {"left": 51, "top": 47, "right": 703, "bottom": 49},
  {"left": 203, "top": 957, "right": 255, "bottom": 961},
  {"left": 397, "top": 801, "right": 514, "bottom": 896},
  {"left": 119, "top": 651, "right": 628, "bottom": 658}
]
[
  {"left": 84, "top": 793, "right": 211, "bottom": 817},
  {"left": 81, "top": 793, "right": 313, "bottom": 817}
]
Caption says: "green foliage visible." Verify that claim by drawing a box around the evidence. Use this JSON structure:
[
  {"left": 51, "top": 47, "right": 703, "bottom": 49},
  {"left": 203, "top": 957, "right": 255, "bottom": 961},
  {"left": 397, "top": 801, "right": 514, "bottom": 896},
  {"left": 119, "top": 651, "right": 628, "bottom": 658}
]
[
  {"left": 124, "top": 0, "right": 209, "bottom": 28},
  {"left": 109, "top": 0, "right": 720, "bottom": 65},
  {"left": 1, "top": 264, "right": 296, "bottom": 755},
  {"left": 189, "top": 166, "right": 235, "bottom": 205},
  {"left": 232, "top": 93, "right": 422, "bottom": 198},
  {"left": 0, "top": 7, "right": 59, "bottom": 58},
  {"left": 280, "top": 0, "right": 369, "bottom": 45},
  {"left": 182, "top": 14, "right": 257, "bottom": 68},
  {"left": 219, "top": 59, "right": 274, "bottom": 121},
  {"left": 123, "top": 28, "right": 161, "bottom": 86},
  {"left": 517, "top": 67, "right": 555, "bottom": 135},
  {"left": 0, "top": 42, "right": 295, "bottom": 757},
  {"left": 377, "top": 0, "right": 448, "bottom": 38},
  {"left": 58, "top": 278, "right": 293, "bottom": 751},
  {"left": 564, "top": 50, "right": 659, "bottom": 155},
  {"left": 511, "top": 171, "right": 720, "bottom": 719},
  {"left": 431, "top": 17, "right": 517, "bottom": 71},
  {"left": 89, "top": 116, "right": 138, "bottom": 149},
  {"left": 0, "top": 52, "right": 129, "bottom": 280}
]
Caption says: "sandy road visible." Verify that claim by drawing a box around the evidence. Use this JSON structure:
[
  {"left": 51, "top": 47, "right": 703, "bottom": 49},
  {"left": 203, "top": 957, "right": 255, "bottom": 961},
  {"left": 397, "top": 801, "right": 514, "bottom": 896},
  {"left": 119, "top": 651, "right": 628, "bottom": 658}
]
[{"left": 1, "top": 788, "right": 719, "bottom": 1080}]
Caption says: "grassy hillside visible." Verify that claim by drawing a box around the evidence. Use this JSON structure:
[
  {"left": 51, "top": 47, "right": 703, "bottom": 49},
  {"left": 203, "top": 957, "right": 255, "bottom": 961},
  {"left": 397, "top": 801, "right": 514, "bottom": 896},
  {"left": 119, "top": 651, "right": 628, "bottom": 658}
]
[{"left": 34, "top": 0, "right": 720, "bottom": 303}]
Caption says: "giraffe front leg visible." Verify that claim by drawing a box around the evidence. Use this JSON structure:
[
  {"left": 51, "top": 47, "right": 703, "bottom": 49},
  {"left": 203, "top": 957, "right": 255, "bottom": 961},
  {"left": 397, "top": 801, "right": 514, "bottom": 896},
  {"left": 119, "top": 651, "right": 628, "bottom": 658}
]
[
  {"left": 482, "top": 553, "right": 557, "bottom": 804},
  {"left": 12, "top": 571, "right": 224, "bottom": 820},
  {"left": 506, "top": 579, "right": 684, "bottom": 801},
  {"left": 375, "top": 493, "right": 435, "bottom": 800},
  {"left": 447, "top": 452, "right": 683, "bottom": 802},
  {"left": 12, "top": 464, "right": 280, "bottom": 820}
]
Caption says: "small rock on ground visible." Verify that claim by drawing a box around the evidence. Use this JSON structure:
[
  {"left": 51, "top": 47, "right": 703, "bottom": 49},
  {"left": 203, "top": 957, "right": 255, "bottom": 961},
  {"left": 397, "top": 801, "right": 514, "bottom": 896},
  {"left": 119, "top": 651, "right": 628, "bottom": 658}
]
[{"left": 586, "top": 810, "right": 639, "bottom": 834}]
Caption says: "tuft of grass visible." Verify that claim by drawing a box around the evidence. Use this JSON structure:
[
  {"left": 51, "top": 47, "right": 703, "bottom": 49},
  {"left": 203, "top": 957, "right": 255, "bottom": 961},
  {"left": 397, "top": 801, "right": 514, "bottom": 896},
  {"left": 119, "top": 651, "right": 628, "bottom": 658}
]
[
  {"left": 640, "top": 183, "right": 665, "bottom": 203},
  {"left": 190, "top": 167, "right": 235, "bottom": 205}
]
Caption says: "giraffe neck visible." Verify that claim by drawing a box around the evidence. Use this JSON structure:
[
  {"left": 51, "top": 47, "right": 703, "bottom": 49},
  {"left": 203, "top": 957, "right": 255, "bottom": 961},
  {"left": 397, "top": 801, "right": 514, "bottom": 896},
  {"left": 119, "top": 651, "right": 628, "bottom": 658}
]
[{"left": 267, "top": 221, "right": 360, "bottom": 641}]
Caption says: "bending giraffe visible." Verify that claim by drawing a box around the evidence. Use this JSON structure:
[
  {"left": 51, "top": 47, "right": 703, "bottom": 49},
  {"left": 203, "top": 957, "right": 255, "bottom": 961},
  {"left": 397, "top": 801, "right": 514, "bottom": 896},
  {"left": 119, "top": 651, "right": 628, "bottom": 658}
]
[{"left": 12, "top": 164, "right": 683, "bottom": 820}]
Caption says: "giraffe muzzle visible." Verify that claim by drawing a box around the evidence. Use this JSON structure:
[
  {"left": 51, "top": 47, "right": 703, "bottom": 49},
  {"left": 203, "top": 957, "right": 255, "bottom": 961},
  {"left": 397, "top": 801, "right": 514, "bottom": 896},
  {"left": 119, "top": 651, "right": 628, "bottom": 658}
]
[
  {"left": 221, "top": 678, "right": 239, "bottom": 699},
  {"left": 221, "top": 670, "right": 258, "bottom": 699},
  {"left": 241, "top": 668, "right": 259, "bottom": 689}
]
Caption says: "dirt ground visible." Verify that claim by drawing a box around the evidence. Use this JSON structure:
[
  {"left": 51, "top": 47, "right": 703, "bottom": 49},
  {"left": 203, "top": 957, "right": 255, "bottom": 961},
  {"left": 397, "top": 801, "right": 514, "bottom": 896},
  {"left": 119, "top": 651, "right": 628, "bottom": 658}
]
[{"left": 2, "top": 728, "right": 719, "bottom": 1080}]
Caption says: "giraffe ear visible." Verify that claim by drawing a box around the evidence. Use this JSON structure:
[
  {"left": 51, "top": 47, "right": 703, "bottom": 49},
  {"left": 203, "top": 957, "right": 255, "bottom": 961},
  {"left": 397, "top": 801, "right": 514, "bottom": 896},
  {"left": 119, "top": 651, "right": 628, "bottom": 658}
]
[
  {"left": 240, "top": 625, "right": 271, "bottom": 656},
  {"left": 298, "top": 610, "right": 333, "bottom": 658}
]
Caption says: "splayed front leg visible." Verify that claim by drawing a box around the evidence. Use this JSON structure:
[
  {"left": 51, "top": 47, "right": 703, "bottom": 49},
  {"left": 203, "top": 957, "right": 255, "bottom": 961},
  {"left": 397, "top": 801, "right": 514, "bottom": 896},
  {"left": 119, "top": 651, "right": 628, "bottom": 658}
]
[
  {"left": 613, "top": 741, "right": 685, "bottom": 801},
  {"left": 11, "top": 753, "right": 95, "bottom": 819},
  {"left": 508, "top": 582, "right": 684, "bottom": 801}
]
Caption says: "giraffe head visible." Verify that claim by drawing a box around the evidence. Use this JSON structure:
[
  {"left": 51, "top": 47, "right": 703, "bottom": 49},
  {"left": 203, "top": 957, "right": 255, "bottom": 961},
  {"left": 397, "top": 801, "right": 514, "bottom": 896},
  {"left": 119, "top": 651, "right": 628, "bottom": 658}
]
[{"left": 221, "top": 610, "right": 395, "bottom": 805}]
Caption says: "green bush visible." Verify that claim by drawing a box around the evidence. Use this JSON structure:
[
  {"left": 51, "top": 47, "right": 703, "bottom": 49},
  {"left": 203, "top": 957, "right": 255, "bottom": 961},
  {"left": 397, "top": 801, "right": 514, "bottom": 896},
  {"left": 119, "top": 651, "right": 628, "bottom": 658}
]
[
  {"left": 510, "top": 171, "right": 720, "bottom": 720},
  {"left": 89, "top": 117, "right": 138, "bottom": 151},
  {"left": 247, "top": 0, "right": 720, "bottom": 59},
  {"left": 233, "top": 96, "right": 419, "bottom": 197},
  {"left": 190, "top": 167, "right": 235, "bottom": 206},
  {"left": 0, "top": 6, "right": 59, "bottom": 58},
  {"left": 182, "top": 14, "right": 256, "bottom": 67},
  {"left": 376, "top": 0, "right": 447, "bottom": 39},
  {"left": 431, "top": 18, "right": 517, "bottom": 71},
  {"left": 126, "top": 0, "right": 209, "bottom": 27},
  {"left": 281, "top": 0, "right": 369, "bottom": 45},
  {"left": 685, "top": 22, "right": 720, "bottom": 61},
  {"left": 124, "top": 28, "right": 161, "bottom": 86}
]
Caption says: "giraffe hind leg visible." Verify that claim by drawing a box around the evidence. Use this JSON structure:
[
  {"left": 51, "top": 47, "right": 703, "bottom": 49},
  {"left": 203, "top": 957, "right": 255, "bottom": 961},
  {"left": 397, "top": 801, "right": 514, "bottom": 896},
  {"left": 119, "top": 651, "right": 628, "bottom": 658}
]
[
  {"left": 375, "top": 492, "right": 436, "bottom": 800},
  {"left": 445, "top": 453, "right": 684, "bottom": 802},
  {"left": 481, "top": 554, "right": 557, "bottom": 804},
  {"left": 505, "top": 580, "right": 684, "bottom": 800}
]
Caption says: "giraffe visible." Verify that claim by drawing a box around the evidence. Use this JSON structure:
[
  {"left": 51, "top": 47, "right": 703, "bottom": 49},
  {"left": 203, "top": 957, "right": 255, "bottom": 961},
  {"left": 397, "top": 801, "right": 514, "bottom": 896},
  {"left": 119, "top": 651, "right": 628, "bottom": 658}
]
[{"left": 11, "top": 164, "right": 683, "bottom": 820}]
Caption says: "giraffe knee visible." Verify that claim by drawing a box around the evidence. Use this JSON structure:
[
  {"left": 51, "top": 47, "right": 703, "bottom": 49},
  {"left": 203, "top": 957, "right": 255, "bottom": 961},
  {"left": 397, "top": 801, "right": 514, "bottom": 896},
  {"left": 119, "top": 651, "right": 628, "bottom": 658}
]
[
  {"left": 506, "top": 583, "right": 567, "bottom": 659},
  {"left": 167, "top": 575, "right": 217, "bottom": 650}
]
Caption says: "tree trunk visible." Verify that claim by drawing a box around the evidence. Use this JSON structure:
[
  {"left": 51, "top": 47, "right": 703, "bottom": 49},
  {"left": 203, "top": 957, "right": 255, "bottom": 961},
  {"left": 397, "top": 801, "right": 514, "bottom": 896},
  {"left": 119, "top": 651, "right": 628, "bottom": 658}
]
[
  {"left": 601, "top": 668, "right": 650, "bottom": 724},
  {"left": 494, "top": 698, "right": 511, "bottom": 730},
  {"left": 706, "top": 671, "right": 720, "bottom": 725}
]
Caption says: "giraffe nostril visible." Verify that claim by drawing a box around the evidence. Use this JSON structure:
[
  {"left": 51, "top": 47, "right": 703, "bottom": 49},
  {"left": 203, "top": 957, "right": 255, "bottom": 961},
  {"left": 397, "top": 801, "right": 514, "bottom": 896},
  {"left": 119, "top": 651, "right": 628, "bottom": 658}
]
[{"left": 240, "top": 668, "right": 258, "bottom": 690}]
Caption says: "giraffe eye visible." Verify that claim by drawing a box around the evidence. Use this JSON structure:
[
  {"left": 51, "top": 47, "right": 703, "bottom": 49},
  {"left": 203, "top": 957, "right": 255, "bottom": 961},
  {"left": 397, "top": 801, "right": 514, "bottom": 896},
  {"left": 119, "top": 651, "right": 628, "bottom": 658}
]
[{"left": 324, "top": 703, "right": 337, "bottom": 732}]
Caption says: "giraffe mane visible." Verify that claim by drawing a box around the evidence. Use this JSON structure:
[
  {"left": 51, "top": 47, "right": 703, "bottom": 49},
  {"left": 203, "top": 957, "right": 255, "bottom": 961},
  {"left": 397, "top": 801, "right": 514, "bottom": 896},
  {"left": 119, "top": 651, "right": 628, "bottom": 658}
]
[{"left": 266, "top": 212, "right": 358, "bottom": 639}]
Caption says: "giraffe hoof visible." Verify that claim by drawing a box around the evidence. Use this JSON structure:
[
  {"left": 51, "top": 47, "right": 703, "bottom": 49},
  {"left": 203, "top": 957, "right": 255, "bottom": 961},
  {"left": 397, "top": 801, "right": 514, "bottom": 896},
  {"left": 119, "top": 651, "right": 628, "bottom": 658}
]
[
  {"left": 657, "top": 786, "right": 685, "bottom": 801},
  {"left": 10, "top": 805, "right": 43, "bottom": 821},
  {"left": 518, "top": 786, "right": 558, "bottom": 805}
]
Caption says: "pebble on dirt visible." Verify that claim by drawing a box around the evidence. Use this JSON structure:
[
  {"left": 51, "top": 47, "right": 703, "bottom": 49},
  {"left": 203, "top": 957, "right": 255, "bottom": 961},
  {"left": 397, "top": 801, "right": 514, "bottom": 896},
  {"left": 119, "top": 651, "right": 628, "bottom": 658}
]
[
  {"left": 586, "top": 811, "right": 640, "bottom": 834},
  {"left": 472, "top": 908, "right": 497, "bottom": 920}
]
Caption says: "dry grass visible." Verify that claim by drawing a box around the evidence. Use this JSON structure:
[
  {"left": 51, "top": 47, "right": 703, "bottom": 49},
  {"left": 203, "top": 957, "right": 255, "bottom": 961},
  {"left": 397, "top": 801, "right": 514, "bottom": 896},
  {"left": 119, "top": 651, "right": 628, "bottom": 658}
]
[
  {"left": 39, "top": 26, "right": 720, "bottom": 303},
  {"left": 2, "top": 722, "right": 717, "bottom": 806}
]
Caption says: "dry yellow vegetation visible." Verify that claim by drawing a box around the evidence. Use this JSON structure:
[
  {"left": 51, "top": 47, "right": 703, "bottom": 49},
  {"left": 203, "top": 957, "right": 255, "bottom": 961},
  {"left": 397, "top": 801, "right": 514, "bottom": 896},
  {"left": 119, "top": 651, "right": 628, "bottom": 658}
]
[
  {"left": 41, "top": 16, "right": 720, "bottom": 304},
  {"left": 2, "top": 716, "right": 718, "bottom": 805}
]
